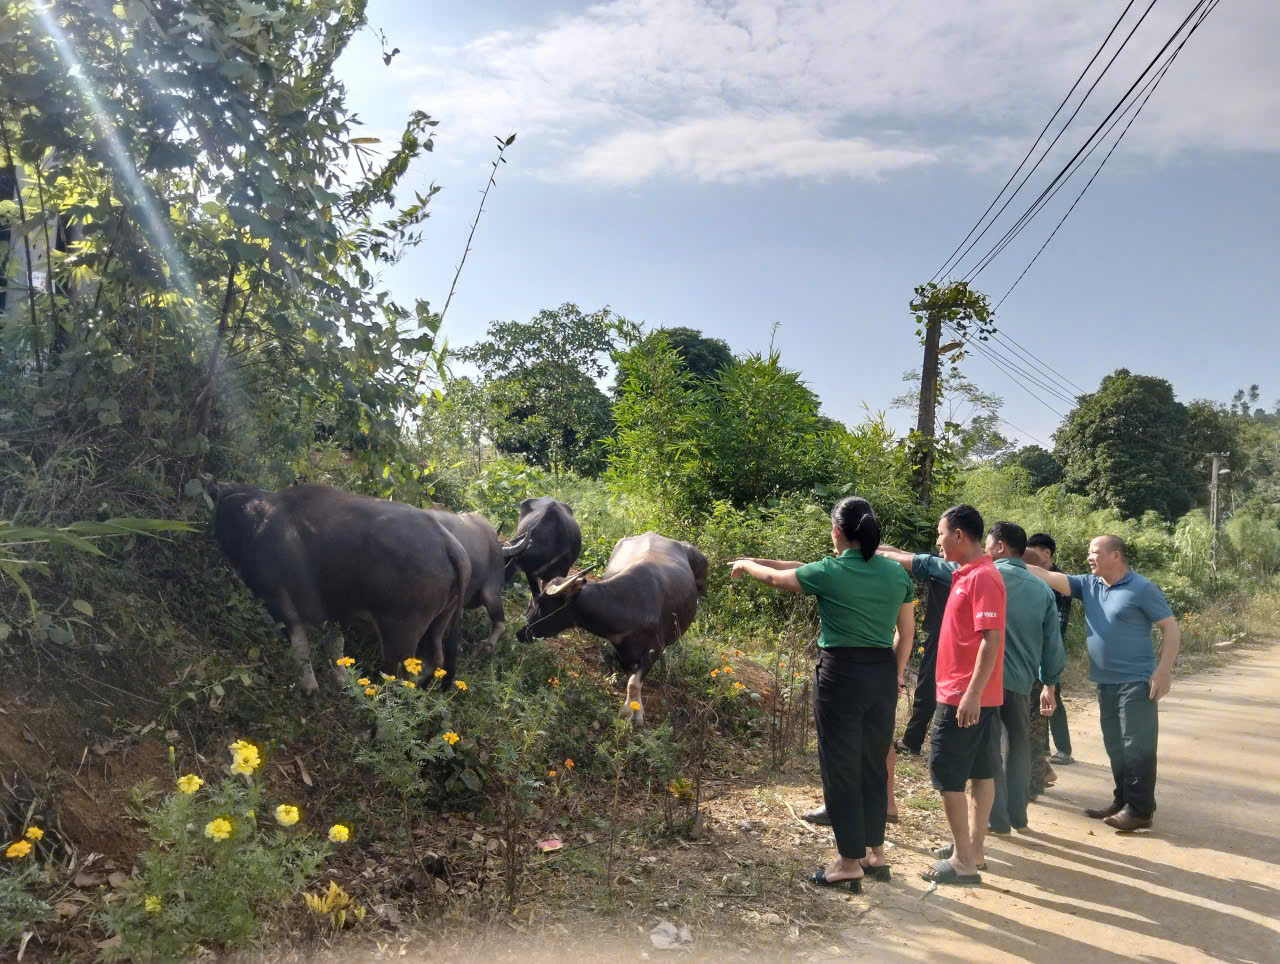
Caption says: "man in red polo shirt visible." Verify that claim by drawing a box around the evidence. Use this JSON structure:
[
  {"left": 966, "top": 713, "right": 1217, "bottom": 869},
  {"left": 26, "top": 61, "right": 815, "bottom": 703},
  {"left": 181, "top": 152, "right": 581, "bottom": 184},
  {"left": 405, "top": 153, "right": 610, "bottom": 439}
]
[{"left": 923, "top": 504, "right": 1006, "bottom": 886}]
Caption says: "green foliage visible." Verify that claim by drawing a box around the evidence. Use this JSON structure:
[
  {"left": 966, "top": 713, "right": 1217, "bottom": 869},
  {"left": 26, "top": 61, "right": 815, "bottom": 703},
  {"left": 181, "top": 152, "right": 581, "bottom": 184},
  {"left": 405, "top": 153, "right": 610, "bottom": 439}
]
[
  {"left": 1055, "top": 370, "right": 1201, "bottom": 519},
  {"left": 999, "top": 444, "right": 1064, "bottom": 490},
  {"left": 103, "top": 762, "right": 329, "bottom": 962},
  {"left": 1, "top": 0, "right": 447, "bottom": 508},
  {"left": 0, "top": 863, "right": 51, "bottom": 952},
  {"left": 460, "top": 304, "right": 634, "bottom": 477},
  {"left": 626, "top": 326, "right": 733, "bottom": 385}
]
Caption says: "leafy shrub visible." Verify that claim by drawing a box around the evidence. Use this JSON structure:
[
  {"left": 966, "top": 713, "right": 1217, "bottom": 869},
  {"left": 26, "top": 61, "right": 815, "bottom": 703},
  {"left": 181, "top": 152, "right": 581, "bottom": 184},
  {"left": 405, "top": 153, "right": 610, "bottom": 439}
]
[{"left": 101, "top": 745, "right": 332, "bottom": 961}]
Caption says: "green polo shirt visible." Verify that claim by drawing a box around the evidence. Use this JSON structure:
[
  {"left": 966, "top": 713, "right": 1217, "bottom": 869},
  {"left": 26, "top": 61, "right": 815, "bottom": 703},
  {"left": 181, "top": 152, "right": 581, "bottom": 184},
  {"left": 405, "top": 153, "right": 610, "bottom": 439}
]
[
  {"left": 995, "top": 557, "right": 1066, "bottom": 694},
  {"left": 795, "top": 550, "right": 914, "bottom": 648}
]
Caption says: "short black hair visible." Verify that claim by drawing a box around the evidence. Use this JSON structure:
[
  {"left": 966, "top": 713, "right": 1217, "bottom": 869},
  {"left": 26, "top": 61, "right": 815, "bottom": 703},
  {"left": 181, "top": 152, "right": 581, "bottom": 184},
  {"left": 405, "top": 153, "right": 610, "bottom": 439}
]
[
  {"left": 1096, "top": 534, "right": 1128, "bottom": 559},
  {"left": 988, "top": 521, "right": 1027, "bottom": 556},
  {"left": 940, "top": 504, "right": 984, "bottom": 543},
  {"left": 1027, "top": 532, "right": 1057, "bottom": 556}
]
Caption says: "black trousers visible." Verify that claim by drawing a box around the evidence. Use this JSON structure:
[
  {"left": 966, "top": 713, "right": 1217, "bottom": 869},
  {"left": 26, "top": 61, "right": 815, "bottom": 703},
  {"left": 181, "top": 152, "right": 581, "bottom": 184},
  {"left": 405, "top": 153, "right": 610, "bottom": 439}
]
[
  {"left": 1050, "top": 683, "right": 1072, "bottom": 755},
  {"left": 901, "top": 634, "right": 938, "bottom": 753},
  {"left": 989, "top": 689, "right": 1032, "bottom": 831},
  {"left": 813, "top": 647, "right": 897, "bottom": 858},
  {"left": 1099, "top": 681, "right": 1159, "bottom": 818}
]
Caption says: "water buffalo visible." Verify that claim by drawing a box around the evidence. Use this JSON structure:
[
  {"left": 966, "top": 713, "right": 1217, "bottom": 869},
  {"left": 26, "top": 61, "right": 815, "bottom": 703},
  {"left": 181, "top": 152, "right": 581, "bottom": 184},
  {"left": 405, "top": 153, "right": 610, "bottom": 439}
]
[
  {"left": 504, "top": 497, "right": 582, "bottom": 595},
  {"left": 425, "top": 509, "right": 531, "bottom": 657},
  {"left": 207, "top": 481, "right": 470, "bottom": 692},
  {"left": 517, "top": 532, "right": 708, "bottom": 724}
]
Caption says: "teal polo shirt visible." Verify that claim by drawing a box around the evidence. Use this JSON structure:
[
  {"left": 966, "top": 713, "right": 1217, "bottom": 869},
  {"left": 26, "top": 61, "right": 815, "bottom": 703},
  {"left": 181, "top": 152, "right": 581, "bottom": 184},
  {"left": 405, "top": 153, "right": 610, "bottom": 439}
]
[
  {"left": 912, "top": 553, "right": 1065, "bottom": 692},
  {"left": 994, "top": 557, "right": 1065, "bottom": 694},
  {"left": 1067, "top": 571, "right": 1173, "bottom": 684}
]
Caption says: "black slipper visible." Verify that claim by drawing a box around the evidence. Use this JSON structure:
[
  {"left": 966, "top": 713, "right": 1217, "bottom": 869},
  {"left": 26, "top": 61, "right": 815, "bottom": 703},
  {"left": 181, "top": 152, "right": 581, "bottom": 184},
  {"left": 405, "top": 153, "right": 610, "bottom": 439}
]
[
  {"left": 929, "top": 844, "right": 986, "bottom": 870},
  {"left": 809, "top": 868, "right": 862, "bottom": 893},
  {"left": 921, "top": 859, "right": 981, "bottom": 886},
  {"left": 860, "top": 861, "right": 891, "bottom": 881}
]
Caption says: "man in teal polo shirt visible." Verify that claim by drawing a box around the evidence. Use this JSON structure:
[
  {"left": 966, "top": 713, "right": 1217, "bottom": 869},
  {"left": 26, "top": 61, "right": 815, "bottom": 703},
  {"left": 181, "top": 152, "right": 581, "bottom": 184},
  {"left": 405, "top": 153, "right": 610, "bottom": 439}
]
[
  {"left": 1029, "top": 535, "right": 1180, "bottom": 832},
  {"left": 983, "top": 522, "right": 1063, "bottom": 833}
]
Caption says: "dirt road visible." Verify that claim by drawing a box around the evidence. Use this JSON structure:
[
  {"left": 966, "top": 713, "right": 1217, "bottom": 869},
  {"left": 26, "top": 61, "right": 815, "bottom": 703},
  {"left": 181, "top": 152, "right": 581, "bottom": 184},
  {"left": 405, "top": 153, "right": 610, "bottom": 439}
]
[{"left": 841, "top": 643, "right": 1280, "bottom": 963}]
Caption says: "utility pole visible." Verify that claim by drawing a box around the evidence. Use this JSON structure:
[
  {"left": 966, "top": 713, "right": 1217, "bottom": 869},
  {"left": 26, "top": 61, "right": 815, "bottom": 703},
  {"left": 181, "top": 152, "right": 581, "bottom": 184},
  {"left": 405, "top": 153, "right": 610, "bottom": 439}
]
[
  {"left": 915, "top": 309, "right": 942, "bottom": 508},
  {"left": 1209, "top": 452, "right": 1229, "bottom": 568}
]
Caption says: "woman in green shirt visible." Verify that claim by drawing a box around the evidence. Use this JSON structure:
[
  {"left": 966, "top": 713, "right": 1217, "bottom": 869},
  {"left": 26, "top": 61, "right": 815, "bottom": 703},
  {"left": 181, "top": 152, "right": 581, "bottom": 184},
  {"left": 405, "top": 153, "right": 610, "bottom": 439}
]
[{"left": 731, "top": 497, "right": 914, "bottom": 891}]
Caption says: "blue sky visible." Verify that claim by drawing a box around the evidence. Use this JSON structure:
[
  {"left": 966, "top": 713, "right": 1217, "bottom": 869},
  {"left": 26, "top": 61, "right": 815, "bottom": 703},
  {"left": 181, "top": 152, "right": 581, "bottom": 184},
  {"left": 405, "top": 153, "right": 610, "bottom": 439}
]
[{"left": 335, "top": 0, "right": 1280, "bottom": 447}]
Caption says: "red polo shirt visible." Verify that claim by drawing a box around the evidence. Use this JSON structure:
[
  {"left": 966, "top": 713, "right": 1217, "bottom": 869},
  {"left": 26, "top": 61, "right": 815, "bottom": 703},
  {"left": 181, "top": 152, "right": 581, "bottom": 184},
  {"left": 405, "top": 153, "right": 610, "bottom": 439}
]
[{"left": 936, "top": 554, "right": 1006, "bottom": 707}]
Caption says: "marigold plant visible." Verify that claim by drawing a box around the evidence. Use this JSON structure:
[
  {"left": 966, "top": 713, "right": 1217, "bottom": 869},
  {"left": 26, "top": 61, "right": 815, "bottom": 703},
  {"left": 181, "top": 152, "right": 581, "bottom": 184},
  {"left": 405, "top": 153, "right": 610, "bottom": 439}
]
[
  {"left": 204, "top": 818, "right": 233, "bottom": 841},
  {"left": 24, "top": 826, "right": 43, "bottom": 841},
  {"left": 328, "top": 824, "right": 350, "bottom": 843},
  {"left": 403, "top": 657, "right": 423, "bottom": 675},
  {"left": 5, "top": 840, "right": 32, "bottom": 859},
  {"left": 177, "top": 774, "right": 204, "bottom": 794},
  {"left": 275, "top": 805, "right": 301, "bottom": 827}
]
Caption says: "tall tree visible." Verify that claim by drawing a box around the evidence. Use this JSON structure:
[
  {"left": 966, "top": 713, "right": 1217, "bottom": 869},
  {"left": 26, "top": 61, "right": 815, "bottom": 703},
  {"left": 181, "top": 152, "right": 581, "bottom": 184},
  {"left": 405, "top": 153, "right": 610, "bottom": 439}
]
[
  {"left": 460, "top": 303, "right": 631, "bottom": 476},
  {"left": 1055, "top": 370, "right": 1199, "bottom": 519},
  {"left": 999, "top": 445, "right": 1064, "bottom": 490}
]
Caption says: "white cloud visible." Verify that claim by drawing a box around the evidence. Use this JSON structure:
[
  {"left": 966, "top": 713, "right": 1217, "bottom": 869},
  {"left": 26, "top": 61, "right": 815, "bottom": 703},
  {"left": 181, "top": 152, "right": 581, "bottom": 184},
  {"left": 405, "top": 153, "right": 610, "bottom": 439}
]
[{"left": 369, "top": 0, "right": 1280, "bottom": 184}]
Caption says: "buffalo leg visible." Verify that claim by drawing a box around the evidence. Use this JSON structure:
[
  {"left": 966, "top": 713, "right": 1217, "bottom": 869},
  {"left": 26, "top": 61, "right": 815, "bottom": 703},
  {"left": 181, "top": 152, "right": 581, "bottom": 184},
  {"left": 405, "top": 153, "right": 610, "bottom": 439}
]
[
  {"left": 324, "top": 626, "right": 346, "bottom": 691},
  {"left": 379, "top": 617, "right": 426, "bottom": 680},
  {"left": 478, "top": 591, "right": 505, "bottom": 658},
  {"left": 624, "top": 668, "right": 645, "bottom": 725},
  {"left": 418, "top": 596, "right": 461, "bottom": 684},
  {"left": 288, "top": 624, "right": 319, "bottom": 697}
]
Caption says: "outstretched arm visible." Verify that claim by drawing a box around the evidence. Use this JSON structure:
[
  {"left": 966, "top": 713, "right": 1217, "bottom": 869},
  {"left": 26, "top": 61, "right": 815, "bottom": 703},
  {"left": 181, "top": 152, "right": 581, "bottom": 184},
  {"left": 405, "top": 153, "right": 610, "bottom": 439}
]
[
  {"left": 876, "top": 544, "right": 915, "bottom": 571},
  {"left": 728, "top": 559, "right": 802, "bottom": 593},
  {"left": 1027, "top": 564, "right": 1071, "bottom": 597},
  {"left": 732, "top": 558, "right": 804, "bottom": 571}
]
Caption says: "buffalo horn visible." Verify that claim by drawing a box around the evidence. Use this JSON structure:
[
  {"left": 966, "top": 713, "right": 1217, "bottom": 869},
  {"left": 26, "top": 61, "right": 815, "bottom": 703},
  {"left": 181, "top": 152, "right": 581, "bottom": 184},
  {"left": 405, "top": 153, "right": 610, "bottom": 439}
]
[{"left": 501, "top": 531, "right": 531, "bottom": 559}]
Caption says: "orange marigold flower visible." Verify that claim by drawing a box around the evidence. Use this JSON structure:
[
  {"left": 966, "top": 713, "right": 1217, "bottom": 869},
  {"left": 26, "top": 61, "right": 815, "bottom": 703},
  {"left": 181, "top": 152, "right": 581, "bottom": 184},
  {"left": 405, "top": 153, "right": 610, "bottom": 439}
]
[{"left": 564, "top": 758, "right": 574, "bottom": 769}]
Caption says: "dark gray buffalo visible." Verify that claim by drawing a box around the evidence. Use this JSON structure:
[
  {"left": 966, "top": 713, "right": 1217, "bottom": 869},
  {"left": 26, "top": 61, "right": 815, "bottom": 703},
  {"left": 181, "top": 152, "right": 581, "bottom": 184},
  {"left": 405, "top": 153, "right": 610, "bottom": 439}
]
[
  {"left": 425, "top": 509, "right": 530, "bottom": 656},
  {"left": 504, "top": 497, "right": 582, "bottom": 595},
  {"left": 208, "top": 481, "right": 470, "bottom": 692},
  {"left": 517, "top": 532, "right": 708, "bottom": 724}
]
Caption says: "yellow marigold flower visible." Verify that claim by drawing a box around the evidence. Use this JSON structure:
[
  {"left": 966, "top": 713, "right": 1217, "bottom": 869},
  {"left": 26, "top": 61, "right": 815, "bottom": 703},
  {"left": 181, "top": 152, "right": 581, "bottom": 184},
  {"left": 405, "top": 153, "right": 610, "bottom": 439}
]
[
  {"left": 364, "top": 686, "right": 377, "bottom": 696},
  {"left": 403, "top": 657, "right": 424, "bottom": 675},
  {"left": 710, "top": 669, "right": 719, "bottom": 678},
  {"left": 6, "top": 840, "right": 33, "bottom": 859},
  {"left": 328, "top": 824, "right": 350, "bottom": 843},
  {"left": 628, "top": 700, "right": 641, "bottom": 712},
  {"left": 230, "top": 745, "right": 261, "bottom": 776},
  {"left": 548, "top": 769, "right": 557, "bottom": 778},
  {"left": 275, "top": 804, "right": 301, "bottom": 827},
  {"left": 442, "top": 731, "right": 460, "bottom": 746},
  {"left": 204, "top": 817, "right": 233, "bottom": 841},
  {"left": 567, "top": 670, "right": 579, "bottom": 679},
  {"left": 24, "top": 826, "right": 43, "bottom": 841},
  {"left": 357, "top": 677, "right": 371, "bottom": 686},
  {"left": 401, "top": 679, "right": 417, "bottom": 689},
  {"left": 229, "top": 739, "right": 254, "bottom": 753},
  {"left": 565, "top": 758, "right": 574, "bottom": 769},
  {"left": 733, "top": 681, "right": 746, "bottom": 691},
  {"left": 336, "top": 657, "right": 356, "bottom": 668},
  {"left": 917, "top": 645, "right": 925, "bottom": 654},
  {"left": 433, "top": 667, "right": 447, "bottom": 679},
  {"left": 144, "top": 895, "right": 162, "bottom": 914},
  {"left": 454, "top": 679, "right": 467, "bottom": 691},
  {"left": 176, "top": 773, "right": 204, "bottom": 794},
  {"left": 380, "top": 672, "right": 396, "bottom": 682},
  {"left": 547, "top": 676, "right": 559, "bottom": 688}
]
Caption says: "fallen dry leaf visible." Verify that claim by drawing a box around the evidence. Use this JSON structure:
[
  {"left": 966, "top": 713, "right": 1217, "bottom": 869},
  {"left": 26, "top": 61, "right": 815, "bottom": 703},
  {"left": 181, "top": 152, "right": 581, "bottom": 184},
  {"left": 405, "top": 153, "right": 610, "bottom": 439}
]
[
  {"left": 54, "top": 901, "right": 81, "bottom": 921},
  {"left": 74, "top": 871, "right": 105, "bottom": 888},
  {"left": 108, "top": 871, "right": 128, "bottom": 889}
]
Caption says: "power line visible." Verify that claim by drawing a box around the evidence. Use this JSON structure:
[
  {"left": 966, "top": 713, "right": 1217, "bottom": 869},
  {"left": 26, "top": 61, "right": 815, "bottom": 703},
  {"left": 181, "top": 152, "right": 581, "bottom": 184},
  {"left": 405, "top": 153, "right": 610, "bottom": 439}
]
[
  {"left": 945, "top": 0, "right": 1162, "bottom": 282},
  {"left": 994, "top": 0, "right": 1221, "bottom": 310},
  {"left": 930, "top": 0, "right": 1141, "bottom": 283},
  {"left": 987, "top": 330, "right": 1084, "bottom": 404},
  {"left": 945, "top": 321, "right": 1081, "bottom": 410},
  {"left": 963, "top": 0, "right": 1212, "bottom": 282},
  {"left": 944, "top": 323, "right": 1073, "bottom": 422},
  {"left": 992, "top": 330, "right": 1089, "bottom": 396}
]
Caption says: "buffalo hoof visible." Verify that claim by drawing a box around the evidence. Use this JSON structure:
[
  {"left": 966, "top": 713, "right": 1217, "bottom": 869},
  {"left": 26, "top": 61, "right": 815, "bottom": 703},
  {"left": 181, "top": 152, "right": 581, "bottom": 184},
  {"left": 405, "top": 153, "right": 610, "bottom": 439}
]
[{"left": 298, "top": 668, "right": 320, "bottom": 697}]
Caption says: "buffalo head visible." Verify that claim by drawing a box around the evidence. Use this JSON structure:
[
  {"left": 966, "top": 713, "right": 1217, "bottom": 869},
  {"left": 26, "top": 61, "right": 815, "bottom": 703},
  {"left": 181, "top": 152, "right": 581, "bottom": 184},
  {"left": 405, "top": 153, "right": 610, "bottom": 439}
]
[
  {"left": 516, "top": 564, "right": 596, "bottom": 642},
  {"left": 501, "top": 531, "right": 532, "bottom": 561}
]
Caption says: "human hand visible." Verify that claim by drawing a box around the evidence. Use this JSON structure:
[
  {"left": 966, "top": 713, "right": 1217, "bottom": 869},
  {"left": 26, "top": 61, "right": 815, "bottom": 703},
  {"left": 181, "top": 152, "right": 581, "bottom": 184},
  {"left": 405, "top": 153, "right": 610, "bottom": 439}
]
[
  {"left": 728, "top": 559, "right": 749, "bottom": 580},
  {"left": 1149, "top": 668, "right": 1172, "bottom": 702},
  {"left": 957, "top": 690, "right": 981, "bottom": 727},
  {"left": 1039, "top": 687, "right": 1056, "bottom": 716}
]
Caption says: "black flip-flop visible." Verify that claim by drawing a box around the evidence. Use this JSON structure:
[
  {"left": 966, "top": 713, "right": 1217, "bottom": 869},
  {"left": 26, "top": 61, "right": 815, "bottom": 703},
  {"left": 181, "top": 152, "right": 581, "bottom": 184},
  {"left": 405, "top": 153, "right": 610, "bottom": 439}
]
[
  {"left": 929, "top": 844, "right": 986, "bottom": 871},
  {"left": 860, "top": 861, "right": 891, "bottom": 881},
  {"left": 809, "top": 868, "right": 862, "bottom": 893},
  {"left": 921, "top": 859, "right": 981, "bottom": 886}
]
